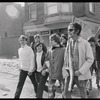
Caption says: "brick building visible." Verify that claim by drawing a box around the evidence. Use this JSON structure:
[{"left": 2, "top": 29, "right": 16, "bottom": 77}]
[{"left": 23, "top": 2, "right": 100, "bottom": 49}]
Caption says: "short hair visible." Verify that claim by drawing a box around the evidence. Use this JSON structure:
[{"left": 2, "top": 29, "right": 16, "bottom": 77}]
[
  {"left": 87, "top": 36, "right": 95, "bottom": 42},
  {"left": 69, "top": 22, "right": 82, "bottom": 36},
  {"left": 34, "top": 34, "right": 40, "bottom": 39},
  {"left": 61, "top": 34, "right": 68, "bottom": 41},
  {"left": 35, "top": 42, "right": 43, "bottom": 49},
  {"left": 50, "top": 33, "right": 60, "bottom": 44},
  {"left": 19, "top": 35, "right": 28, "bottom": 41}
]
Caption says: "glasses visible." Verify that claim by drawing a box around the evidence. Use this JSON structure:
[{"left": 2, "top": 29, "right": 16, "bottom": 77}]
[{"left": 68, "top": 29, "right": 75, "bottom": 32}]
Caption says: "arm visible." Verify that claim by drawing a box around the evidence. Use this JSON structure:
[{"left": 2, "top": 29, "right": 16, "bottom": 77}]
[
  {"left": 18, "top": 49, "right": 21, "bottom": 71},
  {"left": 41, "top": 52, "right": 49, "bottom": 72},
  {"left": 79, "top": 42, "right": 94, "bottom": 75},
  {"left": 28, "top": 47, "right": 36, "bottom": 73}
]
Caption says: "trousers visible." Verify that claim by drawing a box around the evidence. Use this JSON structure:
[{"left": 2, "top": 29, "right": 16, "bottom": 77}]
[
  {"left": 14, "top": 70, "right": 38, "bottom": 98},
  {"left": 63, "top": 76, "right": 88, "bottom": 98}
]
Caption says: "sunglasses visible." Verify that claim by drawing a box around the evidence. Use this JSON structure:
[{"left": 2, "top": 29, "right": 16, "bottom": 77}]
[{"left": 68, "top": 29, "right": 75, "bottom": 32}]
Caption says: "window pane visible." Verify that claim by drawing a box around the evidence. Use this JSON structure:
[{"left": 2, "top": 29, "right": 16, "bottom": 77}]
[
  {"left": 89, "top": 3, "right": 94, "bottom": 13},
  {"left": 61, "top": 3, "right": 70, "bottom": 12},
  {"left": 48, "top": 5, "right": 57, "bottom": 15},
  {"left": 29, "top": 4, "right": 35, "bottom": 13},
  {"left": 30, "top": 12, "right": 36, "bottom": 19}
]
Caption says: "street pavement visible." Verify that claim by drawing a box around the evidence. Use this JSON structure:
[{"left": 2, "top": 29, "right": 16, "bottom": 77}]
[{"left": 0, "top": 58, "right": 100, "bottom": 98}]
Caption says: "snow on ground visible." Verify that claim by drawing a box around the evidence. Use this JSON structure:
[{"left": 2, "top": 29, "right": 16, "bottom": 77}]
[
  {"left": 0, "top": 57, "right": 20, "bottom": 75},
  {"left": 0, "top": 57, "right": 100, "bottom": 98}
]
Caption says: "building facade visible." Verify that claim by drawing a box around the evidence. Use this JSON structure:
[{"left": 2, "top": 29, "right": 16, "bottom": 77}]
[
  {"left": 23, "top": 2, "right": 100, "bottom": 48},
  {"left": 0, "top": 2, "right": 25, "bottom": 57}
]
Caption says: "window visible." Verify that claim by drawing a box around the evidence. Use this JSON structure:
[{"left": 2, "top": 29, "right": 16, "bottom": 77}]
[
  {"left": 61, "top": 3, "right": 72, "bottom": 13},
  {"left": 89, "top": 3, "right": 95, "bottom": 14},
  {"left": 29, "top": 4, "right": 37, "bottom": 20},
  {"left": 46, "top": 3, "right": 58, "bottom": 15}
]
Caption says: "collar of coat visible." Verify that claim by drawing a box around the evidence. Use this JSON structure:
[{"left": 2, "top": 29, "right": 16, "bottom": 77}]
[{"left": 69, "top": 36, "right": 82, "bottom": 43}]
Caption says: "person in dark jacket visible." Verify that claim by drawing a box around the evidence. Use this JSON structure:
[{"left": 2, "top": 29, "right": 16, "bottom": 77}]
[
  {"left": 35, "top": 42, "right": 49, "bottom": 98},
  {"left": 95, "top": 38, "right": 100, "bottom": 90},
  {"left": 30, "top": 34, "right": 47, "bottom": 54},
  {"left": 41, "top": 33, "right": 65, "bottom": 98},
  {"left": 86, "top": 36, "right": 97, "bottom": 95}
]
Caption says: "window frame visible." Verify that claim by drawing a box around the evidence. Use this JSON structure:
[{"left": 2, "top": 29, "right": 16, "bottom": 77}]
[
  {"left": 28, "top": 3, "right": 37, "bottom": 21},
  {"left": 89, "top": 2, "right": 95, "bottom": 14},
  {"left": 60, "top": 3, "right": 73, "bottom": 14},
  {"left": 44, "top": 3, "right": 59, "bottom": 16}
]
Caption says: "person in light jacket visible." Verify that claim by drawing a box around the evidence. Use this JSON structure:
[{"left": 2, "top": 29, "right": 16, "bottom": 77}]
[
  {"left": 14, "top": 35, "right": 38, "bottom": 98},
  {"left": 62, "top": 22, "right": 94, "bottom": 98}
]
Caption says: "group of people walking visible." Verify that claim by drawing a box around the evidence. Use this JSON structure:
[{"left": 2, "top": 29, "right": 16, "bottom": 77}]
[{"left": 14, "top": 22, "right": 100, "bottom": 98}]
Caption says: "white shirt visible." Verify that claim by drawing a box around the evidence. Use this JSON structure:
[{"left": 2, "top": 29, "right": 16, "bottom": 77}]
[
  {"left": 36, "top": 51, "right": 43, "bottom": 72},
  {"left": 18, "top": 45, "right": 35, "bottom": 72}
]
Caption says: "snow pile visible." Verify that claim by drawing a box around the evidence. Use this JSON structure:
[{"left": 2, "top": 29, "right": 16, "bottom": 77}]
[{"left": 0, "top": 58, "right": 20, "bottom": 75}]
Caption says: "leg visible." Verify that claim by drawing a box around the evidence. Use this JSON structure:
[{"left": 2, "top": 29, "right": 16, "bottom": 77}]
[
  {"left": 29, "top": 71, "right": 38, "bottom": 94},
  {"left": 96, "top": 69, "right": 100, "bottom": 89},
  {"left": 35, "top": 71, "right": 41, "bottom": 83},
  {"left": 96, "top": 61, "right": 100, "bottom": 89},
  {"left": 48, "top": 79, "right": 56, "bottom": 98},
  {"left": 36, "top": 72, "right": 49, "bottom": 98},
  {"left": 75, "top": 77, "right": 88, "bottom": 98},
  {"left": 71, "top": 80, "right": 76, "bottom": 92},
  {"left": 14, "top": 70, "right": 27, "bottom": 98},
  {"left": 62, "top": 76, "right": 72, "bottom": 98}
]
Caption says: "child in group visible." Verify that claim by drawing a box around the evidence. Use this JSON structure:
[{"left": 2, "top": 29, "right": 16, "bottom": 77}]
[{"left": 34, "top": 42, "right": 49, "bottom": 98}]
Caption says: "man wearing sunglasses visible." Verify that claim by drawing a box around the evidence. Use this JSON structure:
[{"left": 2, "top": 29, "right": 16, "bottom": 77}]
[{"left": 62, "top": 22, "right": 94, "bottom": 98}]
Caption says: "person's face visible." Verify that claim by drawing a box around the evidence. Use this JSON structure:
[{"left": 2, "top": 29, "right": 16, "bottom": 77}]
[
  {"left": 36, "top": 44, "right": 43, "bottom": 52},
  {"left": 50, "top": 38, "right": 57, "bottom": 47},
  {"left": 35, "top": 36, "right": 40, "bottom": 43},
  {"left": 60, "top": 36, "right": 66, "bottom": 44},
  {"left": 68, "top": 25, "right": 77, "bottom": 39},
  {"left": 19, "top": 38, "right": 27, "bottom": 46}
]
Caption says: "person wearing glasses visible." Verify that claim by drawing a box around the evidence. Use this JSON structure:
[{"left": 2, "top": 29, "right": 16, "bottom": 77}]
[
  {"left": 14, "top": 35, "right": 38, "bottom": 98},
  {"left": 62, "top": 22, "right": 94, "bottom": 98}
]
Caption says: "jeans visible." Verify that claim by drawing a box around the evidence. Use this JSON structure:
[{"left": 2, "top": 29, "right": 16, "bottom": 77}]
[
  {"left": 63, "top": 76, "right": 88, "bottom": 98},
  {"left": 36, "top": 72, "right": 49, "bottom": 98},
  {"left": 14, "top": 70, "right": 38, "bottom": 98}
]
